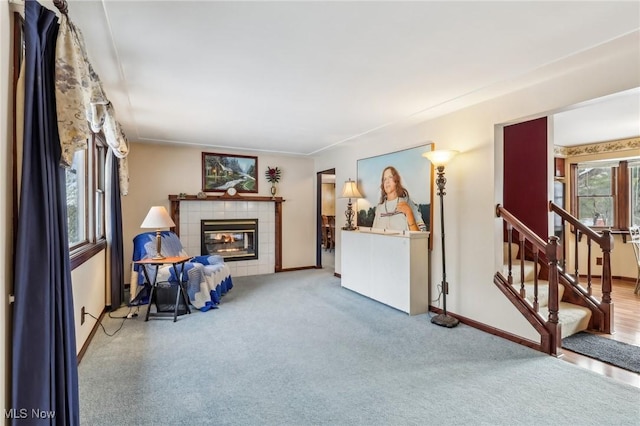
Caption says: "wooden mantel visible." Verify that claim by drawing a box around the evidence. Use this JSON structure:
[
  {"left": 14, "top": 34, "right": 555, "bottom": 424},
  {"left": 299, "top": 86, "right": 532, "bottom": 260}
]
[{"left": 168, "top": 194, "right": 285, "bottom": 272}]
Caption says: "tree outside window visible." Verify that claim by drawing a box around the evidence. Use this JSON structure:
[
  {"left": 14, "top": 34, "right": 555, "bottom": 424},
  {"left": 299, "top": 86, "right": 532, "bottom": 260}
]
[
  {"left": 572, "top": 158, "right": 640, "bottom": 230},
  {"left": 631, "top": 163, "right": 640, "bottom": 227},
  {"left": 64, "top": 134, "right": 108, "bottom": 268},
  {"left": 66, "top": 149, "right": 86, "bottom": 247},
  {"left": 576, "top": 166, "right": 614, "bottom": 226}
]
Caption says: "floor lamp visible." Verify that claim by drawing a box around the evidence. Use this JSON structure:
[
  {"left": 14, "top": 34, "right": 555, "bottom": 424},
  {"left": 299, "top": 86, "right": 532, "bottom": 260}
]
[{"left": 422, "top": 150, "right": 459, "bottom": 328}]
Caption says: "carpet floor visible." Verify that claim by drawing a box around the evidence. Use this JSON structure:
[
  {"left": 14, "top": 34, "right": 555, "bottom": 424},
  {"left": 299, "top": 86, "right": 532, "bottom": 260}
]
[
  {"left": 79, "top": 269, "right": 640, "bottom": 425},
  {"left": 562, "top": 331, "right": 640, "bottom": 374}
]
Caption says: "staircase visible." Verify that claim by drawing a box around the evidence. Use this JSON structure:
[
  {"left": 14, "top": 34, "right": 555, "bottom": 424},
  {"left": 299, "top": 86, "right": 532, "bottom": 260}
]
[
  {"left": 502, "top": 244, "right": 592, "bottom": 338},
  {"left": 494, "top": 202, "right": 614, "bottom": 356}
]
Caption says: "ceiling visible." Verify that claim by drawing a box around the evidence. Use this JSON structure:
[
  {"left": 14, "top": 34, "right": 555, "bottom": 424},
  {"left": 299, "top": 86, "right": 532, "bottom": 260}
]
[
  {"left": 553, "top": 88, "right": 639, "bottom": 147},
  {"left": 42, "top": 1, "right": 640, "bottom": 155}
]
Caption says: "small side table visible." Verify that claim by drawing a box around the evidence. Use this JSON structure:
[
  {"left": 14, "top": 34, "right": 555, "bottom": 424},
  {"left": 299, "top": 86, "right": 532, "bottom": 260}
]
[{"left": 134, "top": 256, "right": 192, "bottom": 322}]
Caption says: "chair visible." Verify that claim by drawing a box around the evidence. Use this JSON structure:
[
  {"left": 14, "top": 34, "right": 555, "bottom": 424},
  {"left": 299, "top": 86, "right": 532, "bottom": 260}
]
[
  {"left": 629, "top": 226, "right": 640, "bottom": 295},
  {"left": 327, "top": 215, "right": 336, "bottom": 252},
  {"left": 130, "top": 231, "right": 233, "bottom": 311},
  {"left": 321, "top": 215, "right": 330, "bottom": 250}
]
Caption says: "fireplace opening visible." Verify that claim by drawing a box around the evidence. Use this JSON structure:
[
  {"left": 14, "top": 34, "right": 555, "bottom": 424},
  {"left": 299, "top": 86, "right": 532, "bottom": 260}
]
[{"left": 201, "top": 219, "right": 258, "bottom": 261}]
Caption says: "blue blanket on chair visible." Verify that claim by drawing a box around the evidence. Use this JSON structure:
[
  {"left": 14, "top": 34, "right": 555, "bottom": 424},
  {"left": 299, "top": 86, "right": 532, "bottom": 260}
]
[{"left": 130, "top": 231, "right": 233, "bottom": 311}]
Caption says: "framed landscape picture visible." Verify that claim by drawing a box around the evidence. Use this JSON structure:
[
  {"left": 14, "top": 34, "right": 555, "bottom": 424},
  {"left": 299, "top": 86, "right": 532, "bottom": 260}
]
[{"left": 202, "top": 152, "right": 258, "bottom": 193}]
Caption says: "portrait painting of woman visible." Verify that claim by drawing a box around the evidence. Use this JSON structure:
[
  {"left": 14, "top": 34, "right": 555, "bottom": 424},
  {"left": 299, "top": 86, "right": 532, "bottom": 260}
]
[
  {"left": 356, "top": 144, "right": 432, "bottom": 232},
  {"left": 372, "top": 166, "right": 427, "bottom": 231}
]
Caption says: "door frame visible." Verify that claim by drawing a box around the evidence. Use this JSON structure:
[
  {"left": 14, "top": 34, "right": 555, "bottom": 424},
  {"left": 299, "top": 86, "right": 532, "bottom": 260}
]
[{"left": 316, "top": 168, "right": 335, "bottom": 268}]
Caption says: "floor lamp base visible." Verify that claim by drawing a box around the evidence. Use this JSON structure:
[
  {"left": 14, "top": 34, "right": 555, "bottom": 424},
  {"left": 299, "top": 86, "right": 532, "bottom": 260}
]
[{"left": 431, "top": 313, "right": 459, "bottom": 328}]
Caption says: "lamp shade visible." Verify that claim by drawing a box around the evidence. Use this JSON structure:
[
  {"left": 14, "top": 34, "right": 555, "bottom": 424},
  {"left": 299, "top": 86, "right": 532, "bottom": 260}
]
[
  {"left": 422, "top": 150, "right": 459, "bottom": 167},
  {"left": 341, "top": 179, "right": 363, "bottom": 199},
  {"left": 140, "top": 206, "right": 175, "bottom": 229}
]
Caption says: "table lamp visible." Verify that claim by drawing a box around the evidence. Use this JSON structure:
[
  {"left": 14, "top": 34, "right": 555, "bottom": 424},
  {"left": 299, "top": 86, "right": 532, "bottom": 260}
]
[
  {"left": 341, "top": 178, "right": 363, "bottom": 231},
  {"left": 140, "top": 206, "right": 176, "bottom": 259}
]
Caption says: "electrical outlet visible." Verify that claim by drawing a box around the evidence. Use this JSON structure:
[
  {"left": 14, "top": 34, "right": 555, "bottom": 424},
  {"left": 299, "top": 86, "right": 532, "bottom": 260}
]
[
  {"left": 81, "top": 306, "right": 86, "bottom": 325},
  {"left": 596, "top": 257, "right": 603, "bottom": 266}
]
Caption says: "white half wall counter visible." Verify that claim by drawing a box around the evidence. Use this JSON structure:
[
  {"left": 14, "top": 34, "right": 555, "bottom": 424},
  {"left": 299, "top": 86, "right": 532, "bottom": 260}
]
[{"left": 341, "top": 228, "right": 430, "bottom": 315}]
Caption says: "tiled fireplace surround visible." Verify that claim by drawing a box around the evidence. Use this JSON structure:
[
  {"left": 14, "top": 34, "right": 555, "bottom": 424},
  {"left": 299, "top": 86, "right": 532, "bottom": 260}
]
[{"left": 169, "top": 195, "right": 283, "bottom": 277}]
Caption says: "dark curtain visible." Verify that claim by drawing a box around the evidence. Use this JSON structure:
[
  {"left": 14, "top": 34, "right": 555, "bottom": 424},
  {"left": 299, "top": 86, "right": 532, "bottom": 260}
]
[
  {"left": 109, "top": 153, "right": 124, "bottom": 309},
  {"left": 12, "top": 1, "right": 79, "bottom": 424}
]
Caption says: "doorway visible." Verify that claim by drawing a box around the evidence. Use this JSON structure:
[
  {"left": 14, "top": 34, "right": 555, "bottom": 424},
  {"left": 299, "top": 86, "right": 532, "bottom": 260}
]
[
  {"left": 501, "top": 110, "right": 639, "bottom": 378},
  {"left": 316, "top": 169, "right": 336, "bottom": 271},
  {"left": 503, "top": 117, "right": 549, "bottom": 239}
]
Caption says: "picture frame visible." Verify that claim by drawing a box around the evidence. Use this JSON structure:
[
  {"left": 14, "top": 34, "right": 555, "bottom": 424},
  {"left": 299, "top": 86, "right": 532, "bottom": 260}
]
[
  {"left": 202, "top": 152, "right": 258, "bottom": 193},
  {"left": 356, "top": 144, "right": 433, "bottom": 233}
]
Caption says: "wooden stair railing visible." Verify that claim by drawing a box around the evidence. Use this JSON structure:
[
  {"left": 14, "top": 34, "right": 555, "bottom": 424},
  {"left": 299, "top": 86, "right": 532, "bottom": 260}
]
[
  {"left": 495, "top": 204, "right": 561, "bottom": 356},
  {"left": 548, "top": 201, "right": 613, "bottom": 333},
  {"left": 494, "top": 203, "right": 614, "bottom": 356}
]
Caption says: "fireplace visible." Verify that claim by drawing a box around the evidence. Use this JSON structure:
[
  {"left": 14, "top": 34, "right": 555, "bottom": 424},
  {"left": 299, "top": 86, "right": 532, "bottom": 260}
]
[{"left": 201, "top": 219, "right": 258, "bottom": 261}]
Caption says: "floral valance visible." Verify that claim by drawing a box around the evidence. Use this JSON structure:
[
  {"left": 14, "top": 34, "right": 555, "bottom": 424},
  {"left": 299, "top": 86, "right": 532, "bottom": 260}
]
[{"left": 54, "top": 13, "right": 129, "bottom": 193}]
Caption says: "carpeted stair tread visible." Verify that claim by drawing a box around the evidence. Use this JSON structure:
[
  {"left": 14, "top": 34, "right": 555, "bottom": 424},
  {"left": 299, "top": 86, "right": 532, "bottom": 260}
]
[
  {"left": 510, "top": 280, "right": 566, "bottom": 308},
  {"left": 540, "top": 301, "right": 592, "bottom": 338},
  {"left": 502, "top": 260, "right": 538, "bottom": 283}
]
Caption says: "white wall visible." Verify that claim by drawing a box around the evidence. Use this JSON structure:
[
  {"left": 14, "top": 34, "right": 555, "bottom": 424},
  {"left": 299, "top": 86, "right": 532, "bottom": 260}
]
[
  {"left": 316, "top": 32, "right": 640, "bottom": 342},
  {"left": 568, "top": 221, "right": 639, "bottom": 281},
  {"left": 71, "top": 252, "right": 107, "bottom": 354},
  {"left": 571, "top": 234, "right": 638, "bottom": 280},
  {"left": 121, "top": 143, "right": 316, "bottom": 276}
]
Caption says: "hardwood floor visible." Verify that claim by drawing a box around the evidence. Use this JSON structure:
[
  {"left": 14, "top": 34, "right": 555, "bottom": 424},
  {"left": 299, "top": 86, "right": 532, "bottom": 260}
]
[{"left": 560, "top": 278, "right": 640, "bottom": 388}]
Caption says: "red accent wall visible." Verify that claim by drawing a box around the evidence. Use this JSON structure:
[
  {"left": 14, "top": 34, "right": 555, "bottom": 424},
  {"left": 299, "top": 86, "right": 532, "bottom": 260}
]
[{"left": 504, "top": 117, "right": 548, "bottom": 239}]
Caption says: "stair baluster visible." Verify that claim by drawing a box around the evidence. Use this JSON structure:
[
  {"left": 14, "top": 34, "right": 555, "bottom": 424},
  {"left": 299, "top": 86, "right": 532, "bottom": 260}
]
[
  {"left": 574, "top": 229, "right": 580, "bottom": 281},
  {"left": 587, "top": 237, "right": 592, "bottom": 295},
  {"left": 533, "top": 251, "right": 539, "bottom": 312},
  {"left": 600, "top": 230, "right": 614, "bottom": 333},
  {"left": 546, "top": 236, "right": 561, "bottom": 355}
]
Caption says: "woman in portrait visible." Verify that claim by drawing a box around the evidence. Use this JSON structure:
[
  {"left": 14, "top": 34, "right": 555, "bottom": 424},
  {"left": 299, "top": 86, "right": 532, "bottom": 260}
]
[{"left": 372, "top": 166, "right": 426, "bottom": 232}]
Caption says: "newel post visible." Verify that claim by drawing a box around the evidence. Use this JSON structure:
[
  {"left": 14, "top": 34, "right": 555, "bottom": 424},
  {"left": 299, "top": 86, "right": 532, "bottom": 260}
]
[
  {"left": 546, "top": 236, "right": 561, "bottom": 356},
  {"left": 600, "top": 230, "right": 614, "bottom": 334}
]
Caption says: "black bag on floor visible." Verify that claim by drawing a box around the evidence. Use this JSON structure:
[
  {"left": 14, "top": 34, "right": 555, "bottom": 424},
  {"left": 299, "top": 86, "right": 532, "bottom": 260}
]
[{"left": 153, "top": 281, "right": 188, "bottom": 315}]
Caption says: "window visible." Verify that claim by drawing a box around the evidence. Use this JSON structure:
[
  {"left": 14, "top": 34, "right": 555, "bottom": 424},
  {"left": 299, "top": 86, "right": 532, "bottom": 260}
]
[
  {"left": 65, "top": 134, "right": 107, "bottom": 268},
  {"left": 630, "top": 161, "right": 640, "bottom": 227},
  {"left": 66, "top": 149, "right": 87, "bottom": 247},
  {"left": 95, "top": 143, "right": 107, "bottom": 240},
  {"left": 576, "top": 165, "right": 615, "bottom": 227},
  {"left": 571, "top": 158, "right": 640, "bottom": 230}
]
